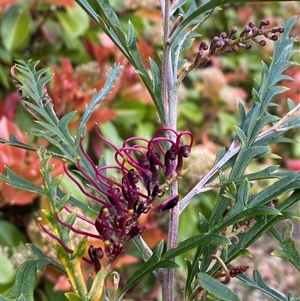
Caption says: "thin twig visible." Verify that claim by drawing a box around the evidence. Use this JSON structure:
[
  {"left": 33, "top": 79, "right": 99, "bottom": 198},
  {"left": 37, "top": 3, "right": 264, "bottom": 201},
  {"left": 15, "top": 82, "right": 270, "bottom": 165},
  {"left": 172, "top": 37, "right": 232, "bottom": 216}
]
[
  {"left": 179, "top": 141, "right": 240, "bottom": 214},
  {"left": 179, "top": 105, "right": 300, "bottom": 214}
]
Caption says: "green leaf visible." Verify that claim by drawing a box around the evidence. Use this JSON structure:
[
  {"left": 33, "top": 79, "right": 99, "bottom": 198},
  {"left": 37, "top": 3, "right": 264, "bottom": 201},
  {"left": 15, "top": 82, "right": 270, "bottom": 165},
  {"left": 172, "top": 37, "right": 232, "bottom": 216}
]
[
  {"left": 1, "top": 6, "right": 32, "bottom": 51},
  {"left": 55, "top": 243, "right": 88, "bottom": 298},
  {"left": 149, "top": 59, "right": 164, "bottom": 119},
  {"left": 249, "top": 173, "right": 300, "bottom": 207},
  {"left": 212, "top": 206, "right": 281, "bottom": 233},
  {"left": 162, "top": 234, "right": 230, "bottom": 260},
  {"left": 55, "top": 238, "right": 88, "bottom": 298},
  {"left": 118, "top": 254, "right": 177, "bottom": 300},
  {"left": 224, "top": 212, "right": 296, "bottom": 268},
  {"left": 0, "top": 135, "right": 37, "bottom": 152},
  {"left": 57, "top": 187, "right": 98, "bottom": 215},
  {"left": 75, "top": 0, "right": 166, "bottom": 123},
  {"left": 6, "top": 261, "right": 38, "bottom": 301},
  {"left": 240, "top": 270, "right": 286, "bottom": 301},
  {"left": 237, "top": 178, "right": 251, "bottom": 207},
  {"left": 230, "top": 145, "right": 269, "bottom": 178},
  {"left": 0, "top": 255, "right": 15, "bottom": 287},
  {"left": 55, "top": 194, "right": 71, "bottom": 212},
  {"left": 26, "top": 244, "right": 66, "bottom": 274},
  {"left": 197, "top": 273, "right": 241, "bottom": 301},
  {"left": 75, "top": 0, "right": 99, "bottom": 21},
  {"left": 58, "top": 111, "right": 77, "bottom": 142},
  {"left": 95, "top": 0, "right": 123, "bottom": 31},
  {"left": 171, "top": 0, "right": 223, "bottom": 40},
  {"left": 15, "top": 60, "right": 53, "bottom": 106},
  {"left": 87, "top": 265, "right": 109, "bottom": 301},
  {"left": 64, "top": 292, "right": 83, "bottom": 301},
  {"left": 268, "top": 223, "right": 300, "bottom": 271},
  {"left": 0, "top": 167, "right": 44, "bottom": 195},
  {"left": 153, "top": 240, "right": 165, "bottom": 258},
  {"left": 77, "top": 64, "right": 123, "bottom": 138},
  {"left": 0, "top": 220, "right": 26, "bottom": 247},
  {"left": 71, "top": 236, "right": 87, "bottom": 260}
]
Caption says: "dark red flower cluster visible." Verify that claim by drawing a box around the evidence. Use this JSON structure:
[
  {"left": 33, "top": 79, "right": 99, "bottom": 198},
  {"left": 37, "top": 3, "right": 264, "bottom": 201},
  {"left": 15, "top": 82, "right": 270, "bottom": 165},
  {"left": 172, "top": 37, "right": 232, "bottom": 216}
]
[{"left": 43, "top": 125, "right": 193, "bottom": 272}]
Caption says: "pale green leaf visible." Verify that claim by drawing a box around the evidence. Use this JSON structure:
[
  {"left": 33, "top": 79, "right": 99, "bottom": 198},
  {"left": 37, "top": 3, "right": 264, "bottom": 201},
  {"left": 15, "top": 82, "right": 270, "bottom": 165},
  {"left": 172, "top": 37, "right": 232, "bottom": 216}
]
[{"left": 197, "top": 273, "right": 241, "bottom": 301}]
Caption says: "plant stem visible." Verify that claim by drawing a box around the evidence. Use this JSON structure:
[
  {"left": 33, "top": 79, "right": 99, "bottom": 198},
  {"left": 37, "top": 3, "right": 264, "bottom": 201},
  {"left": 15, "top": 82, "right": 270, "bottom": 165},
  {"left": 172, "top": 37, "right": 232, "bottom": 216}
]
[
  {"left": 161, "top": 1, "right": 179, "bottom": 300},
  {"left": 161, "top": 0, "right": 171, "bottom": 126},
  {"left": 162, "top": 181, "right": 179, "bottom": 301}
]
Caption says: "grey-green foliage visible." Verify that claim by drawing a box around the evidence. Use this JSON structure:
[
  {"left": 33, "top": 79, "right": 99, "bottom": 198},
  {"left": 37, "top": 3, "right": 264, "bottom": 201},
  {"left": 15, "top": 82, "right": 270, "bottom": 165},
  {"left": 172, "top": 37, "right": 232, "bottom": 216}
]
[{"left": 181, "top": 16, "right": 300, "bottom": 299}]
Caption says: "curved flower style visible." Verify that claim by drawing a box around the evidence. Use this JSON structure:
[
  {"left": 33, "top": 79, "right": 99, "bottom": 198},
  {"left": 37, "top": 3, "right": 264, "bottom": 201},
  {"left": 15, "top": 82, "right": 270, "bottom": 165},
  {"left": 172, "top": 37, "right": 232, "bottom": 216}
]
[{"left": 42, "top": 125, "right": 193, "bottom": 272}]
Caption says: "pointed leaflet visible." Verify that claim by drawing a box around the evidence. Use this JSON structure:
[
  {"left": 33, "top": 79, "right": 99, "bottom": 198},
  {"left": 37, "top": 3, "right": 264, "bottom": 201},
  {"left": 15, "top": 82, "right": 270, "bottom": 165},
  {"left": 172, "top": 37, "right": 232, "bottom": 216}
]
[
  {"left": 60, "top": 211, "right": 77, "bottom": 243},
  {"left": 64, "top": 293, "right": 83, "bottom": 301},
  {"left": 218, "top": 165, "right": 280, "bottom": 187},
  {"left": 211, "top": 206, "right": 281, "bottom": 233},
  {"left": 75, "top": 0, "right": 165, "bottom": 123},
  {"left": 0, "top": 134, "right": 37, "bottom": 152},
  {"left": 0, "top": 166, "right": 96, "bottom": 215},
  {"left": 272, "top": 16, "right": 297, "bottom": 63},
  {"left": 236, "top": 17, "right": 296, "bottom": 146},
  {"left": 55, "top": 240, "right": 87, "bottom": 298},
  {"left": 249, "top": 173, "right": 300, "bottom": 207},
  {"left": 162, "top": 234, "right": 230, "bottom": 260},
  {"left": 15, "top": 60, "right": 53, "bottom": 106},
  {"left": 237, "top": 178, "right": 251, "bottom": 207},
  {"left": 224, "top": 212, "right": 298, "bottom": 267},
  {"left": 6, "top": 261, "right": 38, "bottom": 301},
  {"left": 55, "top": 193, "right": 70, "bottom": 212},
  {"left": 149, "top": 58, "right": 164, "bottom": 119},
  {"left": 240, "top": 270, "right": 286, "bottom": 301},
  {"left": 77, "top": 64, "right": 123, "bottom": 140},
  {"left": 268, "top": 224, "right": 300, "bottom": 271},
  {"left": 126, "top": 21, "right": 165, "bottom": 123},
  {"left": 58, "top": 111, "right": 77, "bottom": 145},
  {"left": 87, "top": 264, "right": 110, "bottom": 301},
  {"left": 0, "top": 167, "right": 44, "bottom": 194},
  {"left": 68, "top": 238, "right": 89, "bottom": 297},
  {"left": 118, "top": 242, "right": 178, "bottom": 300},
  {"left": 197, "top": 273, "right": 241, "bottom": 301},
  {"left": 57, "top": 187, "right": 99, "bottom": 215},
  {"left": 38, "top": 148, "right": 62, "bottom": 209},
  {"left": 27, "top": 244, "right": 66, "bottom": 273},
  {"left": 171, "top": 0, "right": 223, "bottom": 40}
]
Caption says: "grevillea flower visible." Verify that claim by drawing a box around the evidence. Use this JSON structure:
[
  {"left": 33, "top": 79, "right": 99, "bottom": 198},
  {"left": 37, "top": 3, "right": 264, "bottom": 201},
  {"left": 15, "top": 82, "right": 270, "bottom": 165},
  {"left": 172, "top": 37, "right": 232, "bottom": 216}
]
[{"left": 41, "top": 125, "right": 193, "bottom": 272}]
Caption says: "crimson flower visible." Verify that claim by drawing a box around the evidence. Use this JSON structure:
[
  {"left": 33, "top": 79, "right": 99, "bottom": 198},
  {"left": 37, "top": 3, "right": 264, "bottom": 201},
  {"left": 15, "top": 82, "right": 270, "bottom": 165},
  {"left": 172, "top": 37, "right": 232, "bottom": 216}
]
[{"left": 41, "top": 125, "right": 193, "bottom": 272}]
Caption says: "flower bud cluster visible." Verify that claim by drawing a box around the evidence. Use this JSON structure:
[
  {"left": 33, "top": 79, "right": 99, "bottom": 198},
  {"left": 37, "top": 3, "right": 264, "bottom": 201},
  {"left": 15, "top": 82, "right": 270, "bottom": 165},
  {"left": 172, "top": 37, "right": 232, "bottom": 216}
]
[
  {"left": 194, "top": 19, "right": 284, "bottom": 67},
  {"left": 47, "top": 125, "right": 193, "bottom": 272},
  {"left": 229, "top": 265, "right": 249, "bottom": 277}
]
